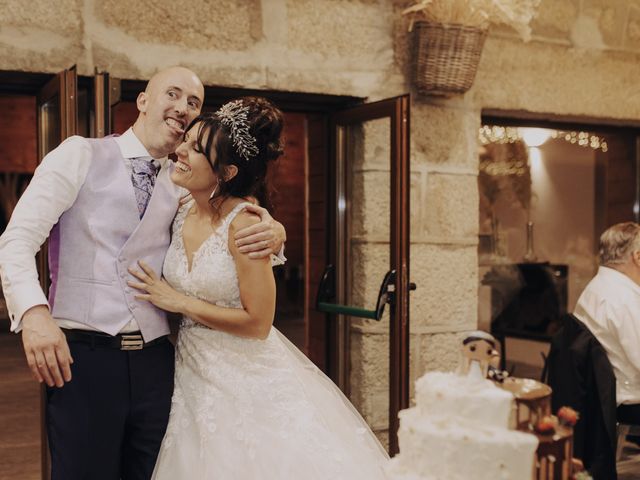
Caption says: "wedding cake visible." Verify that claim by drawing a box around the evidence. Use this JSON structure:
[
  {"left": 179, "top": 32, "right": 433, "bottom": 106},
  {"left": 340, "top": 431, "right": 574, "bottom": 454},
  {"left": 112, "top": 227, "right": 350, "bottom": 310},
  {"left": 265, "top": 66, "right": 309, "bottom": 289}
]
[{"left": 387, "top": 371, "right": 539, "bottom": 480}]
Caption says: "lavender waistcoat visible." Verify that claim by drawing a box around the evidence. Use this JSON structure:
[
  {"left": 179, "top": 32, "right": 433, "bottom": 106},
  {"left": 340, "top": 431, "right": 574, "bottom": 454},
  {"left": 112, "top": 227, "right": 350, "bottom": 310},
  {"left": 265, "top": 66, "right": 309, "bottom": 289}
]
[{"left": 48, "top": 136, "right": 181, "bottom": 342}]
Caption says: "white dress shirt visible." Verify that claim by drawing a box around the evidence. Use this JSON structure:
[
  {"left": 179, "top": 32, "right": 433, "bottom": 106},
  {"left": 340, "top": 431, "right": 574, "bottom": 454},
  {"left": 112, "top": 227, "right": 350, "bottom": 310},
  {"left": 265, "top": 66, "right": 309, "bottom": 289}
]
[
  {"left": 574, "top": 266, "right": 640, "bottom": 405},
  {"left": 0, "top": 128, "right": 167, "bottom": 334}
]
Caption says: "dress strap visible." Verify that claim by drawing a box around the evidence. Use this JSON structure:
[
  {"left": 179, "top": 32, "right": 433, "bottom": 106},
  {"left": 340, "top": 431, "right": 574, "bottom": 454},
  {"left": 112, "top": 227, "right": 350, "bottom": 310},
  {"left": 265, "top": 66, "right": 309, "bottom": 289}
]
[{"left": 219, "top": 201, "right": 254, "bottom": 234}]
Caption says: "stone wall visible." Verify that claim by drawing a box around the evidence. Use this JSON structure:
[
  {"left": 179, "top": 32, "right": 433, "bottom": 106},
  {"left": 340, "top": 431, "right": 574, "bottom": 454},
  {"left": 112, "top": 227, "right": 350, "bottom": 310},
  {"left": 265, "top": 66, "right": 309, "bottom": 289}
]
[
  {"left": 0, "top": 0, "right": 404, "bottom": 97},
  {"left": 475, "top": 0, "right": 640, "bottom": 119},
  {"left": 2, "top": 0, "right": 640, "bottom": 446}
]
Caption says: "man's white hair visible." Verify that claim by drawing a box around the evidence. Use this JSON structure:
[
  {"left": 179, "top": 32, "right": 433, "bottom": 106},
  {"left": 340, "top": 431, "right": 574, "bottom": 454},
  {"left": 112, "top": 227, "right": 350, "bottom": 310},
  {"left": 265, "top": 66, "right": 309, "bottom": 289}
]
[{"left": 599, "top": 222, "right": 640, "bottom": 266}]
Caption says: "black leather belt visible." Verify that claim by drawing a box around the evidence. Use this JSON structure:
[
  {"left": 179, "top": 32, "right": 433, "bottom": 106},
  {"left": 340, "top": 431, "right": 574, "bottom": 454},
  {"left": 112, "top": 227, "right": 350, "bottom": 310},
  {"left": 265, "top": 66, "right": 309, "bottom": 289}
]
[{"left": 63, "top": 329, "right": 167, "bottom": 351}]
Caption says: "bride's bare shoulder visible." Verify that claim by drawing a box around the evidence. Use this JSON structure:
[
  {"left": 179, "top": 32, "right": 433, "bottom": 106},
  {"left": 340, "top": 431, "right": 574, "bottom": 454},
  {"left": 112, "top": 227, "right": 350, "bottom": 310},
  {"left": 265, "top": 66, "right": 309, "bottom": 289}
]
[{"left": 229, "top": 209, "right": 260, "bottom": 231}]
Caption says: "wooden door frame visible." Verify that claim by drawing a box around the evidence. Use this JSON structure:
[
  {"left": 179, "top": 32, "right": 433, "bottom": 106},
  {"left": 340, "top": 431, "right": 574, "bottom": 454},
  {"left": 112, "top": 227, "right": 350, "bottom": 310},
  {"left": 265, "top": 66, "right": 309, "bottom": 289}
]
[
  {"left": 35, "top": 66, "right": 79, "bottom": 480},
  {"left": 93, "top": 72, "right": 111, "bottom": 138},
  {"left": 331, "top": 96, "right": 411, "bottom": 455}
]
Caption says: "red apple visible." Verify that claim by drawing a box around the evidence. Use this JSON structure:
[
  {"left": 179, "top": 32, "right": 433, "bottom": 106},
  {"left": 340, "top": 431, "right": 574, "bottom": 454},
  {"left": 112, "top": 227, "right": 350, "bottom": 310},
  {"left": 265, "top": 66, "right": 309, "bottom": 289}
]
[
  {"left": 557, "top": 406, "right": 579, "bottom": 427},
  {"left": 535, "top": 416, "right": 556, "bottom": 434}
]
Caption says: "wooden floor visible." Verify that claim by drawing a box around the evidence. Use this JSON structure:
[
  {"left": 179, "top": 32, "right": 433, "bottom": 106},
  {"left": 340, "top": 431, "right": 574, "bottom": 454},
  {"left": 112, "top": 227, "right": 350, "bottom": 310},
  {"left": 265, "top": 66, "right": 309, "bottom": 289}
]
[
  {"left": 1, "top": 331, "right": 639, "bottom": 479},
  {"left": 0, "top": 332, "right": 41, "bottom": 480}
]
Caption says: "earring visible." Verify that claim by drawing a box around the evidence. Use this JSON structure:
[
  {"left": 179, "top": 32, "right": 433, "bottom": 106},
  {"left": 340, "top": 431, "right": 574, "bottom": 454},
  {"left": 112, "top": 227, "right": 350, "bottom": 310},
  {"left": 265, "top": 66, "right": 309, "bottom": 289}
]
[{"left": 209, "top": 181, "right": 221, "bottom": 200}]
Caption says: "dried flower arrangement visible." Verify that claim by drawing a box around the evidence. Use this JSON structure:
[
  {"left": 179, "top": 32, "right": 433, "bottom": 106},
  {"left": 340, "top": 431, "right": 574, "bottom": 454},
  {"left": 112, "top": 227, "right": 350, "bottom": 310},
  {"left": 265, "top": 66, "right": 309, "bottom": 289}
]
[
  {"left": 402, "top": 0, "right": 541, "bottom": 41},
  {"left": 479, "top": 140, "right": 533, "bottom": 214}
]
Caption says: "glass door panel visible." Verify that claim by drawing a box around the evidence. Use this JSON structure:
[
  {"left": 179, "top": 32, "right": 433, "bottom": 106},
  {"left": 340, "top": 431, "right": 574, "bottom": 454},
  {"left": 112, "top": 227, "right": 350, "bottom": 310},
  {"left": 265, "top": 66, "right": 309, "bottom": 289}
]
[
  {"left": 331, "top": 95, "right": 410, "bottom": 455},
  {"left": 39, "top": 97, "right": 61, "bottom": 157}
]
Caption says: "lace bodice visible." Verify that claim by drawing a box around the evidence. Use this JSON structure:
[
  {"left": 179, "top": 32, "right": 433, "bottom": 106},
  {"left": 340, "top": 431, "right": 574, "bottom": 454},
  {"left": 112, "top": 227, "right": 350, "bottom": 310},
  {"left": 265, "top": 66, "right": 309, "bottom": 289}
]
[{"left": 163, "top": 199, "right": 250, "bottom": 324}]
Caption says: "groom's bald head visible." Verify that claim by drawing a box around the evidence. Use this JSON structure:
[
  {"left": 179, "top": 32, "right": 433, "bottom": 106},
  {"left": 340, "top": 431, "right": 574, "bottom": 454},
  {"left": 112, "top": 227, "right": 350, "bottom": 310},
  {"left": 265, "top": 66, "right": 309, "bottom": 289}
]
[
  {"left": 144, "top": 67, "right": 203, "bottom": 98},
  {"left": 132, "top": 66, "right": 205, "bottom": 158}
]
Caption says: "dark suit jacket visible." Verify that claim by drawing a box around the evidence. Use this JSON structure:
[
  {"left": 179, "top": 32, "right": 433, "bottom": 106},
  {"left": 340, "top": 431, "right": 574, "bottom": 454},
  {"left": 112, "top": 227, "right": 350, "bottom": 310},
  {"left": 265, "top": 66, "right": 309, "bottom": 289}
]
[{"left": 547, "top": 313, "right": 618, "bottom": 480}]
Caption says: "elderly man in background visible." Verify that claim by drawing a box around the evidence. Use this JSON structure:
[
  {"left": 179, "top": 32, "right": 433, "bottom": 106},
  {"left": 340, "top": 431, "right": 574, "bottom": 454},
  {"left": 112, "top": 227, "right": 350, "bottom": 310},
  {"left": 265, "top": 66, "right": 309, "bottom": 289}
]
[{"left": 574, "top": 221, "right": 640, "bottom": 424}]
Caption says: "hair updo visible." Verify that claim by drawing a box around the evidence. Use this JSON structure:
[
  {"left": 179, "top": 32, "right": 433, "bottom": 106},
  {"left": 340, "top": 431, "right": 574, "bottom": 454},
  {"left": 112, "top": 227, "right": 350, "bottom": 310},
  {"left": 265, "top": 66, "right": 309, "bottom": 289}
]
[{"left": 186, "top": 96, "right": 284, "bottom": 211}]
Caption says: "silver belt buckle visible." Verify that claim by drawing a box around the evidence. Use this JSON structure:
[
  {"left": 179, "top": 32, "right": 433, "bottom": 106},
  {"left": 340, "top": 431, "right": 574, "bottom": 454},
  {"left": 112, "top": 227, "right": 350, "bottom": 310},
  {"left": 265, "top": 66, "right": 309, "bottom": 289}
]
[{"left": 121, "top": 334, "right": 144, "bottom": 350}]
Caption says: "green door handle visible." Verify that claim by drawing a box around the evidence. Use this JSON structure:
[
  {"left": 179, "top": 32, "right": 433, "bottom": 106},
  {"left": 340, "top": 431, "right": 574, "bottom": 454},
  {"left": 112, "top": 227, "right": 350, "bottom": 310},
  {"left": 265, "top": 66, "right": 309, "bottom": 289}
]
[{"left": 314, "top": 265, "right": 415, "bottom": 321}]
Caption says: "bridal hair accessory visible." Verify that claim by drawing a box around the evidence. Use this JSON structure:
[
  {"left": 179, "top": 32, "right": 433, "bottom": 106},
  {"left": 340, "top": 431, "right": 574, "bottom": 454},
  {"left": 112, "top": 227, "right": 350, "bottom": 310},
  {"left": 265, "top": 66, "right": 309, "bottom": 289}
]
[{"left": 215, "top": 100, "right": 259, "bottom": 161}]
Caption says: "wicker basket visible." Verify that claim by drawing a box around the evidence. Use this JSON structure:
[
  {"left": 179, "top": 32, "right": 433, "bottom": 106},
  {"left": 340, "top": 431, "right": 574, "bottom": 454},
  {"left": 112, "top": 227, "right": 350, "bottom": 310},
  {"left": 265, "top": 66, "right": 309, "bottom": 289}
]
[{"left": 412, "top": 21, "right": 488, "bottom": 97}]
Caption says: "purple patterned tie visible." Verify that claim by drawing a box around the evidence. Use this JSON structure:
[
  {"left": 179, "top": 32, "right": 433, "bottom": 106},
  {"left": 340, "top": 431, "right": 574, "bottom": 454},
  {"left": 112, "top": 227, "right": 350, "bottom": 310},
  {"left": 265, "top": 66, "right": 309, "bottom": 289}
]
[{"left": 131, "top": 157, "right": 159, "bottom": 218}]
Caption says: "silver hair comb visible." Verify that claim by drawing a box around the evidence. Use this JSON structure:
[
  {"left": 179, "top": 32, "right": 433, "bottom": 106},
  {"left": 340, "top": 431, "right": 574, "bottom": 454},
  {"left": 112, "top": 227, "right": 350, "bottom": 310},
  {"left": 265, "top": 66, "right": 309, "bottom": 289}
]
[{"left": 215, "top": 100, "right": 259, "bottom": 161}]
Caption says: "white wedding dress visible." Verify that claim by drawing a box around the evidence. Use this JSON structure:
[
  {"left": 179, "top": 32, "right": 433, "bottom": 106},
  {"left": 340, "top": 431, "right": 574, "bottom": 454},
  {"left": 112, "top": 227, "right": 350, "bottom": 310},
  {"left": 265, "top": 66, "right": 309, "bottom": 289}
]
[{"left": 151, "top": 200, "right": 389, "bottom": 479}]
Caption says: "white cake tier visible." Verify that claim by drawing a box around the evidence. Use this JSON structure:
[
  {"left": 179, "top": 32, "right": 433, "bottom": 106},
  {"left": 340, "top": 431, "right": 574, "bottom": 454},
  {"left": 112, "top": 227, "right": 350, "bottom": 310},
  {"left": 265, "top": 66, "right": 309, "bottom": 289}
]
[
  {"left": 389, "top": 407, "right": 538, "bottom": 480},
  {"left": 415, "top": 371, "right": 513, "bottom": 429}
]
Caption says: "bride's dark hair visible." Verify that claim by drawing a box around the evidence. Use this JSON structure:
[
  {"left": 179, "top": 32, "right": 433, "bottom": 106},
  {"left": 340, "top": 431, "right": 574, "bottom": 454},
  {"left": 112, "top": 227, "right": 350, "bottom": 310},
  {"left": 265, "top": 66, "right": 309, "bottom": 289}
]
[{"left": 185, "top": 96, "right": 284, "bottom": 211}]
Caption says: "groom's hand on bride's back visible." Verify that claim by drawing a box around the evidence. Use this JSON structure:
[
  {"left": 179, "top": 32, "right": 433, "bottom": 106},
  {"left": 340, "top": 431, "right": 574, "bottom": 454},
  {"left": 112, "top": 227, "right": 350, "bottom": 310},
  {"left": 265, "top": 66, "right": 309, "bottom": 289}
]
[
  {"left": 234, "top": 204, "right": 286, "bottom": 259},
  {"left": 21, "top": 305, "right": 73, "bottom": 388}
]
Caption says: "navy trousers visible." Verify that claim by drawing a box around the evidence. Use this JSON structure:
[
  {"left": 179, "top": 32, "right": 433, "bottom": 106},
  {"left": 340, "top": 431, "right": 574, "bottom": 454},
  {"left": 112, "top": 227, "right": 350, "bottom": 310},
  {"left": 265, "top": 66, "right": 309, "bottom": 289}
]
[{"left": 46, "top": 338, "right": 175, "bottom": 480}]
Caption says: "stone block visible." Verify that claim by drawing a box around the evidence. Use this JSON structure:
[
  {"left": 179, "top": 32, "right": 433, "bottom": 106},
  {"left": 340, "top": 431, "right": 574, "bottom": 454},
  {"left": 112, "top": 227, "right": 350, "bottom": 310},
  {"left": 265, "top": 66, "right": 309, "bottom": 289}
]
[
  {"left": 349, "top": 241, "right": 417, "bottom": 331},
  {"left": 95, "top": 0, "right": 259, "bottom": 51},
  {"left": 411, "top": 103, "right": 480, "bottom": 170},
  {"left": 410, "top": 244, "right": 478, "bottom": 330},
  {"left": 625, "top": 3, "right": 640, "bottom": 50},
  {"left": 350, "top": 170, "right": 421, "bottom": 240},
  {"left": 264, "top": 67, "right": 393, "bottom": 97},
  {"left": 422, "top": 172, "right": 478, "bottom": 241},
  {"left": 392, "top": 2, "right": 413, "bottom": 78},
  {"left": 351, "top": 171, "right": 391, "bottom": 238},
  {"left": 194, "top": 64, "right": 267, "bottom": 90},
  {"left": 408, "top": 332, "right": 423, "bottom": 401},
  {"left": 349, "top": 330, "right": 389, "bottom": 427},
  {"left": 349, "top": 242, "right": 390, "bottom": 322},
  {"left": 1, "top": 0, "right": 83, "bottom": 34},
  {"left": 354, "top": 387, "right": 389, "bottom": 430},
  {"left": 473, "top": 37, "right": 640, "bottom": 120},
  {"left": 0, "top": 43, "right": 84, "bottom": 75},
  {"left": 410, "top": 170, "right": 425, "bottom": 239},
  {"left": 418, "top": 331, "right": 470, "bottom": 375},
  {"left": 0, "top": 0, "right": 84, "bottom": 73},
  {"left": 373, "top": 429, "right": 389, "bottom": 451},
  {"left": 361, "top": 118, "right": 390, "bottom": 170},
  {"left": 345, "top": 119, "right": 389, "bottom": 172},
  {"left": 95, "top": 0, "right": 261, "bottom": 50},
  {"left": 529, "top": 0, "right": 579, "bottom": 41},
  {"left": 350, "top": 330, "right": 390, "bottom": 390},
  {"left": 582, "top": 0, "right": 628, "bottom": 48},
  {"left": 286, "top": 0, "right": 394, "bottom": 64},
  {"left": 349, "top": 241, "right": 477, "bottom": 333},
  {"left": 92, "top": 44, "right": 143, "bottom": 80}
]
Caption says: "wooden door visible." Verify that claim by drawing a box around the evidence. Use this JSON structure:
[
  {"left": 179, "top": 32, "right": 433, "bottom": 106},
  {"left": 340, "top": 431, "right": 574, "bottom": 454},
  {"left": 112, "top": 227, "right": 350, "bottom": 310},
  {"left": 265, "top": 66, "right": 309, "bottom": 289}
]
[
  {"left": 36, "top": 66, "right": 78, "bottom": 480},
  {"left": 93, "top": 71, "right": 112, "bottom": 138},
  {"left": 330, "top": 95, "right": 411, "bottom": 455}
]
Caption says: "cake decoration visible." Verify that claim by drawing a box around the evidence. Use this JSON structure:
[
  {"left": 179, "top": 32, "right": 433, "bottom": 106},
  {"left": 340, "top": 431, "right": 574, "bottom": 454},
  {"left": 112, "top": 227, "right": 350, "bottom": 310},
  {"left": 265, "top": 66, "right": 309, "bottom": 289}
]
[
  {"left": 388, "top": 331, "right": 582, "bottom": 480},
  {"left": 459, "top": 330, "right": 500, "bottom": 379}
]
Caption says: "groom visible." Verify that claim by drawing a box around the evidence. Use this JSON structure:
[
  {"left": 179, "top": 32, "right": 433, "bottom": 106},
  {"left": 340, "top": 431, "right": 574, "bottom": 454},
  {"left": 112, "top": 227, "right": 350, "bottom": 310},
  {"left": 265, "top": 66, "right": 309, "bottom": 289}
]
[{"left": 0, "top": 66, "right": 285, "bottom": 480}]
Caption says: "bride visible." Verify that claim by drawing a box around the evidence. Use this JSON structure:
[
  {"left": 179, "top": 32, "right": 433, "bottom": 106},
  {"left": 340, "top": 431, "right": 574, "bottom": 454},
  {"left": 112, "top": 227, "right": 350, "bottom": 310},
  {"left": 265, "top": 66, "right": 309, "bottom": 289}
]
[{"left": 128, "top": 97, "right": 389, "bottom": 479}]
